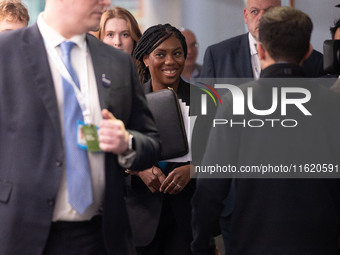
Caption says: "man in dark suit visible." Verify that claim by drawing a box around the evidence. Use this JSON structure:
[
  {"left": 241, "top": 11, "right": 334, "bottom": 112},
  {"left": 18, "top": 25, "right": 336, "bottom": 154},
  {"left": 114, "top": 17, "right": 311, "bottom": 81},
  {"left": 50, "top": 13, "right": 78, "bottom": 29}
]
[
  {"left": 0, "top": 0, "right": 160, "bottom": 254},
  {"left": 200, "top": 0, "right": 324, "bottom": 79},
  {"left": 192, "top": 6, "right": 340, "bottom": 255},
  {"left": 200, "top": 0, "right": 324, "bottom": 252}
]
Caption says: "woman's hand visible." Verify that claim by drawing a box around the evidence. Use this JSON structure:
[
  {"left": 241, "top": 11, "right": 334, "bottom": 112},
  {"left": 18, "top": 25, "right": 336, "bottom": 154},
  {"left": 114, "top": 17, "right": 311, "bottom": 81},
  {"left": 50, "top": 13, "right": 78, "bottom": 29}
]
[{"left": 160, "top": 164, "right": 191, "bottom": 195}]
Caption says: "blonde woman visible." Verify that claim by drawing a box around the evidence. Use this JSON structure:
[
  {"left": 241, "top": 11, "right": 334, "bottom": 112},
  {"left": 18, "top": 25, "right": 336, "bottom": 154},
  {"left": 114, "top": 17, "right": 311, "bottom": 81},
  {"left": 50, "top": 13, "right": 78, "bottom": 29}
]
[{"left": 97, "top": 6, "right": 141, "bottom": 55}]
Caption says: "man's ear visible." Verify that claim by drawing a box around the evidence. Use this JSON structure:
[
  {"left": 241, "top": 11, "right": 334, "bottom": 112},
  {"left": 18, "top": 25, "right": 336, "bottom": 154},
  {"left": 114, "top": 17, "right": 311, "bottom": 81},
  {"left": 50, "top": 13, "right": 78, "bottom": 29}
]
[
  {"left": 257, "top": 43, "right": 275, "bottom": 69},
  {"left": 143, "top": 55, "right": 149, "bottom": 67},
  {"left": 243, "top": 8, "right": 248, "bottom": 24},
  {"left": 300, "top": 43, "right": 313, "bottom": 64},
  {"left": 257, "top": 43, "right": 266, "bottom": 60}
]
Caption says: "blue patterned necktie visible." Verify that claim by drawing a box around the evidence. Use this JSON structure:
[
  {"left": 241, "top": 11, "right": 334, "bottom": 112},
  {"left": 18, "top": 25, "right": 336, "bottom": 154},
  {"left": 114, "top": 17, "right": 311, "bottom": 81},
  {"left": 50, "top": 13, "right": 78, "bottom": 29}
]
[{"left": 60, "top": 41, "right": 93, "bottom": 214}]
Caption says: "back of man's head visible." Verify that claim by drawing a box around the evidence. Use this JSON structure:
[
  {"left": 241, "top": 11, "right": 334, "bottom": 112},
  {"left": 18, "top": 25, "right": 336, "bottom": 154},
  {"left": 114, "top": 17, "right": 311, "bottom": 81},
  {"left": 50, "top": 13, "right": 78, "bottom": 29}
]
[
  {"left": 0, "top": 0, "right": 29, "bottom": 25},
  {"left": 259, "top": 6, "right": 312, "bottom": 64},
  {"left": 330, "top": 18, "right": 340, "bottom": 40}
]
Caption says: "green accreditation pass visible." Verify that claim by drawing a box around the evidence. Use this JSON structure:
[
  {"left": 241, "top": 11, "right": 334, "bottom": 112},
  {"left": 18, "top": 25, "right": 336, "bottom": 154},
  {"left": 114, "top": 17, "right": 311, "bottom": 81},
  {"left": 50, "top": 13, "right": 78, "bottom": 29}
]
[{"left": 78, "top": 121, "right": 101, "bottom": 152}]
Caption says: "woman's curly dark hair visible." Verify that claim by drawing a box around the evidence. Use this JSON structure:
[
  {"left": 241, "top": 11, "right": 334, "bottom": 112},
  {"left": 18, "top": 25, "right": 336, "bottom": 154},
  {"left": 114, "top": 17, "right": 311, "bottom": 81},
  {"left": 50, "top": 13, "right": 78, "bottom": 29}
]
[{"left": 133, "top": 23, "right": 187, "bottom": 84}]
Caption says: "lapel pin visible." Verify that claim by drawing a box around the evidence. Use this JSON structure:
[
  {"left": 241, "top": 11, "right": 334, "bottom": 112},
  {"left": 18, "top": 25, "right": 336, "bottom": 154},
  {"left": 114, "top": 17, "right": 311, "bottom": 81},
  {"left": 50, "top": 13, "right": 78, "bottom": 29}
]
[{"left": 101, "top": 74, "right": 111, "bottom": 88}]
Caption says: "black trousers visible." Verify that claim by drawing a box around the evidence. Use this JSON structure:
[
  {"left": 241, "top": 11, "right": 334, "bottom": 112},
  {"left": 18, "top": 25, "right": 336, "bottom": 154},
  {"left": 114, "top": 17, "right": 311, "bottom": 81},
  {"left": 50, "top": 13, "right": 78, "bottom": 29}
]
[
  {"left": 43, "top": 215, "right": 107, "bottom": 255},
  {"left": 136, "top": 199, "right": 192, "bottom": 255}
]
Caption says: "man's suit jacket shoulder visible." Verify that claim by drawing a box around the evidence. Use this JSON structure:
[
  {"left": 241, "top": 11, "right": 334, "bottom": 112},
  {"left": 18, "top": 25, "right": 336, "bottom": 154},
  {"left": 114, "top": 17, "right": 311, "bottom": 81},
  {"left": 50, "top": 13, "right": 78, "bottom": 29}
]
[
  {"left": 200, "top": 33, "right": 253, "bottom": 78},
  {"left": 200, "top": 32, "right": 325, "bottom": 79}
]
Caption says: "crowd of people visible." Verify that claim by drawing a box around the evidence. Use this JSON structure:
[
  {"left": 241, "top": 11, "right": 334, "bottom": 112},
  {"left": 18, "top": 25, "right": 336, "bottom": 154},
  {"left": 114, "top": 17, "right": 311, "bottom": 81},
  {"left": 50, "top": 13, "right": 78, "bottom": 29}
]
[{"left": 0, "top": 0, "right": 340, "bottom": 255}]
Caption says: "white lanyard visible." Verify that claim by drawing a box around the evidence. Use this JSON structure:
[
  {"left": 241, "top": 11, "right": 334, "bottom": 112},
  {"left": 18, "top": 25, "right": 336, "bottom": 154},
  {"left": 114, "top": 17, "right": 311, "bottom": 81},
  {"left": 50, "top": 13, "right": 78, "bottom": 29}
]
[{"left": 44, "top": 40, "right": 92, "bottom": 124}]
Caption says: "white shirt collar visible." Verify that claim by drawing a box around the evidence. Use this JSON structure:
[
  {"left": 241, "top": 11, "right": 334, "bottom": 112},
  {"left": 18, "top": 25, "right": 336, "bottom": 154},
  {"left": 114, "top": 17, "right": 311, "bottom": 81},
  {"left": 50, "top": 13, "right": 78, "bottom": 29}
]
[
  {"left": 248, "top": 32, "right": 258, "bottom": 56},
  {"left": 37, "top": 12, "right": 86, "bottom": 50}
]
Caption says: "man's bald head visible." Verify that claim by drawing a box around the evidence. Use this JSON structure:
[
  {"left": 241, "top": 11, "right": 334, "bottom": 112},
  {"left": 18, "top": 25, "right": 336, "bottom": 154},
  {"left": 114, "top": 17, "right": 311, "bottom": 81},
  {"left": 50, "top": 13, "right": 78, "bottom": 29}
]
[{"left": 244, "top": 0, "right": 281, "bottom": 41}]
